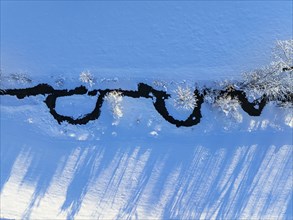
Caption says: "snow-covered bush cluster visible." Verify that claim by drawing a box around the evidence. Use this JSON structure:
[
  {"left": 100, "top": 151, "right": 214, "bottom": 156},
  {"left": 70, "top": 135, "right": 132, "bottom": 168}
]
[
  {"left": 10, "top": 73, "right": 32, "bottom": 84},
  {"left": 105, "top": 91, "right": 123, "bottom": 124},
  {"left": 173, "top": 85, "right": 197, "bottom": 111},
  {"left": 241, "top": 40, "right": 293, "bottom": 102},
  {"left": 0, "top": 72, "right": 32, "bottom": 84},
  {"left": 272, "top": 39, "right": 293, "bottom": 71},
  {"left": 210, "top": 40, "right": 292, "bottom": 122},
  {"left": 242, "top": 66, "right": 292, "bottom": 102},
  {"left": 79, "top": 70, "right": 95, "bottom": 87}
]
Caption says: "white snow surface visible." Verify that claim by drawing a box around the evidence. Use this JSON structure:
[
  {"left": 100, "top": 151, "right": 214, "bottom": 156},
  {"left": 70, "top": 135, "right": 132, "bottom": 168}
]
[
  {"left": 1, "top": 1, "right": 292, "bottom": 219},
  {"left": 1, "top": 77, "right": 292, "bottom": 219}
]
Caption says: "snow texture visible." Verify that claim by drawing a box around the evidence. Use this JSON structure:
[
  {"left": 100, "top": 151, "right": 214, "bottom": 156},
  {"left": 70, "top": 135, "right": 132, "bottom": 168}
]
[{"left": 1, "top": 1, "right": 292, "bottom": 219}]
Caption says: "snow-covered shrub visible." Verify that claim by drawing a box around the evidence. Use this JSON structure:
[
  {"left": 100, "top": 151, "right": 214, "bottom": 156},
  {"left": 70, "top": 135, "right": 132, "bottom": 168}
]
[
  {"left": 10, "top": 73, "right": 32, "bottom": 84},
  {"left": 214, "top": 95, "right": 243, "bottom": 123},
  {"left": 173, "top": 85, "right": 197, "bottom": 110},
  {"left": 153, "top": 80, "right": 168, "bottom": 91},
  {"left": 55, "top": 77, "right": 65, "bottom": 87},
  {"left": 105, "top": 91, "right": 123, "bottom": 123},
  {"left": 241, "top": 40, "right": 293, "bottom": 102},
  {"left": 79, "top": 70, "right": 95, "bottom": 87}
]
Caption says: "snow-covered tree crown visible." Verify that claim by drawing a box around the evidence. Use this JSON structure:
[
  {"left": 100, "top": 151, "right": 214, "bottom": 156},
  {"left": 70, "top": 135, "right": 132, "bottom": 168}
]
[{"left": 173, "top": 85, "right": 198, "bottom": 111}]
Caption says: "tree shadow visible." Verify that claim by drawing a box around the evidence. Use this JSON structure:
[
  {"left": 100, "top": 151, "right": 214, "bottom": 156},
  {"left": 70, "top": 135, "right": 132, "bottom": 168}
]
[{"left": 1, "top": 123, "right": 292, "bottom": 219}]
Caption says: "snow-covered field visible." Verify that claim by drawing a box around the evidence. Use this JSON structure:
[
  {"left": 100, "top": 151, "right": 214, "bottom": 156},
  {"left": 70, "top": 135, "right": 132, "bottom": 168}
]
[
  {"left": 1, "top": 75, "right": 292, "bottom": 219},
  {"left": 1, "top": 1, "right": 292, "bottom": 219}
]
